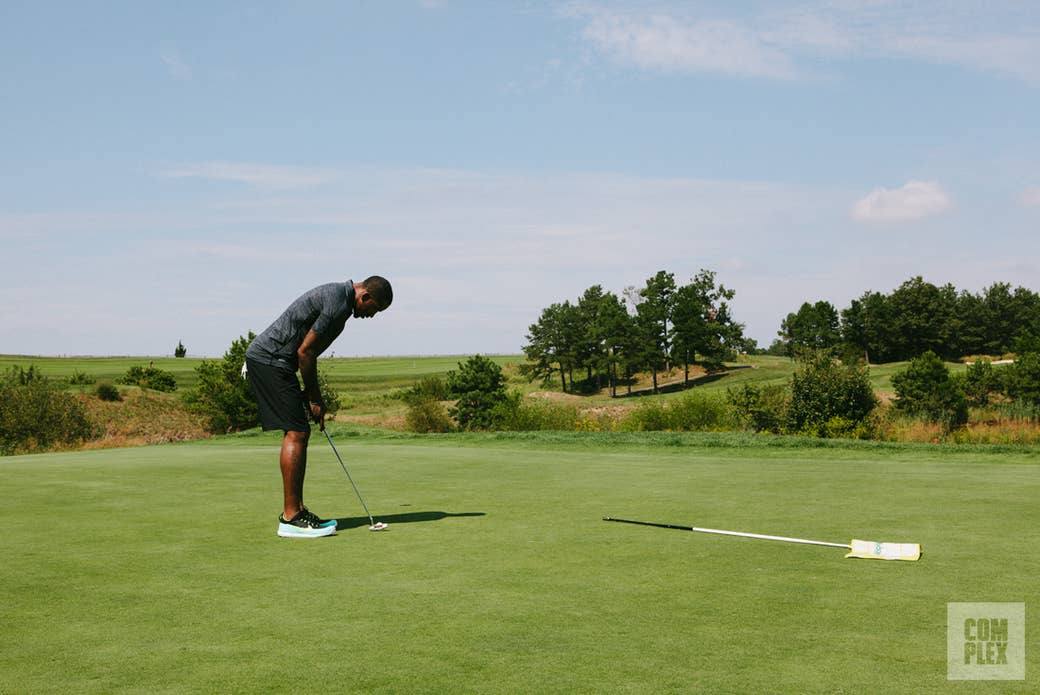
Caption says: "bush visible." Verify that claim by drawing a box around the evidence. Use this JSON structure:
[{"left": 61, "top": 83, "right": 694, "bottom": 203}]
[
  {"left": 492, "top": 392, "right": 581, "bottom": 431},
  {"left": 787, "top": 352, "right": 878, "bottom": 438},
  {"left": 5, "top": 365, "right": 44, "bottom": 386},
  {"left": 96, "top": 382, "right": 122, "bottom": 402},
  {"left": 184, "top": 334, "right": 258, "bottom": 433},
  {"left": 447, "top": 355, "right": 507, "bottom": 430},
  {"left": 0, "top": 366, "right": 98, "bottom": 454},
  {"left": 891, "top": 351, "right": 967, "bottom": 427},
  {"left": 727, "top": 383, "right": 789, "bottom": 434},
  {"left": 406, "top": 375, "right": 449, "bottom": 403},
  {"left": 316, "top": 367, "right": 341, "bottom": 415},
  {"left": 405, "top": 398, "right": 454, "bottom": 433},
  {"left": 67, "top": 370, "right": 96, "bottom": 386},
  {"left": 962, "top": 359, "right": 1000, "bottom": 407},
  {"left": 624, "top": 400, "right": 671, "bottom": 431},
  {"left": 621, "top": 392, "right": 733, "bottom": 432},
  {"left": 668, "top": 392, "right": 732, "bottom": 431},
  {"left": 117, "top": 364, "right": 177, "bottom": 392},
  {"left": 1003, "top": 352, "right": 1040, "bottom": 407},
  {"left": 402, "top": 375, "right": 456, "bottom": 433}
]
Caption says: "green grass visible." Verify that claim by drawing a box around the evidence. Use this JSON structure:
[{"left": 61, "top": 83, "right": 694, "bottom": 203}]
[
  {"left": 0, "top": 351, "right": 962, "bottom": 407},
  {"left": 0, "top": 355, "right": 207, "bottom": 391},
  {"left": 318, "top": 354, "right": 520, "bottom": 397},
  {"left": 2, "top": 430, "right": 1036, "bottom": 693},
  {"left": 0, "top": 353, "right": 520, "bottom": 400},
  {"left": 867, "top": 360, "right": 969, "bottom": 392}
]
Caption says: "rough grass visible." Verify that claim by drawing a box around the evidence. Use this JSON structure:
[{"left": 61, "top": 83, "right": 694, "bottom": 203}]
[
  {"left": 2, "top": 429, "right": 1037, "bottom": 693},
  {"left": 79, "top": 389, "right": 211, "bottom": 449},
  {"left": 6, "top": 354, "right": 1039, "bottom": 448}
]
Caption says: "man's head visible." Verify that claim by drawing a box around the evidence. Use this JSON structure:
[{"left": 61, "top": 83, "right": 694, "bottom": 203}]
[{"left": 353, "top": 276, "right": 393, "bottom": 319}]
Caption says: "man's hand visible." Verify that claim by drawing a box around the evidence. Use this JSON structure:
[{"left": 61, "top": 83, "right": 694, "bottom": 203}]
[{"left": 309, "top": 401, "right": 327, "bottom": 431}]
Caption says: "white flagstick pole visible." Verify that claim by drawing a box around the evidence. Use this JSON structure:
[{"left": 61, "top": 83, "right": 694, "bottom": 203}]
[
  {"left": 685, "top": 525, "right": 850, "bottom": 549},
  {"left": 603, "top": 517, "right": 850, "bottom": 549}
]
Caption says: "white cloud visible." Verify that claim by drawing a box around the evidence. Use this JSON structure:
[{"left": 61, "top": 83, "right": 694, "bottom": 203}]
[
  {"left": 851, "top": 181, "right": 952, "bottom": 223},
  {"left": 160, "top": 49, "right": 192, "bottom": 81},
  {"left": 1021, "top": 186, "right": 1040, "bottom": 207},
  {"left": 567, "top": 2, "right": 1040, "bottom": 84},
  {"left": 163, "top": 161, "right": 336, "bottom": 190},
  {"left": 890, "top": 33, "right": 1040, "bottom": 85},
  {"left": 574, "top": 8, "right": 800, "bottom": 80}
]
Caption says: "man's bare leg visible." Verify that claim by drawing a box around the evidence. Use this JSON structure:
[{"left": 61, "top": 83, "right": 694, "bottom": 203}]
[{"left": 280, "top": 429, "right": 310, "bottom": 519}]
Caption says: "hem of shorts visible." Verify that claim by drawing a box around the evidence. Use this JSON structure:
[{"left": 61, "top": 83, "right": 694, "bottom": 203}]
[{"left": 260, "top": 422, "right": 311, "bottom": 433}]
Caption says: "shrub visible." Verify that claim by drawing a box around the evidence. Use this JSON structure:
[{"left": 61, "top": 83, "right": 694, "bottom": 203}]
[
  {"left": 405, "top": 398, "right": 454, "bottom": 433},
  {"left": 406, "top": 375, "right": 449, "bottom": 403},
  {"left": 67, "top": 370, "right": 96, "bottom": 386},
  {"left": 0, "top": 366, "right": 98, "bottom": 454},
  {"left": 727, "top": 383, "right": 789, "bottom": 434},
  {"left": 492, "top": 392, "right": 582, "bottom": 431},
  {"left": 624, "top": 400, "right": 670, "bottom": 431},
  {"left": 891, "top": 351, "right": 967, "bottom": 427},
  {"left": 96, "top": 382, "right": 122, "bottom": 402},
  {"left": 962, "top": 359, "right": 1000, "bottom": 407},
  {"left": 6, "top": 365, "right": 45, "bottom": 386},
  {"left": 667, "top": 392, "right": 732, "bottom": 431},
  {"left": 117, "top": 364, "right": 177, "bottom": 392},
  {"left": 184, "top": 334, "right": 258, "bottom": 433},
  {"left": 728, "top": 353, "right": 873, "bottom": 434},
  {"left": 787, "top": 352, "right": 878, "bottom": 438},
  {"left": 316, "top": 368, "right": 341, "bottom": 415},
  {"left": 446, "top": 355, "right": 507, "bottom": 430},
  {"left": 1003, "top": 352, "right": 1040, "bottom": 407},
  {"left": 622, "top": 392, "right": 733, "bottom": 432}
]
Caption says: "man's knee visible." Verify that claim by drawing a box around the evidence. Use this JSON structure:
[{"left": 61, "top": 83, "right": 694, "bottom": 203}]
[{"left": 285, "top": 429, "right": 310, "bottom": 445}]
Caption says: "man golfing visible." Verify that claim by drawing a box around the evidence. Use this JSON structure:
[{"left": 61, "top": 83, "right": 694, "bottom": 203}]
[{"left": 245, "top": 277, "right": 392, "bottom": 538}]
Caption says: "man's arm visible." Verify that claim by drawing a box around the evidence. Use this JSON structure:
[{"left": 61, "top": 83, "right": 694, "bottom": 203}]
[{"left": 297, "top": 329, "right": 332, "bottom": 427}]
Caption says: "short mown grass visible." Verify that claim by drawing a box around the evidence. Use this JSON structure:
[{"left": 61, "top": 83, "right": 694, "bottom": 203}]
[{"left": 2, "top": 429, "right": 1036, "bottom": 693}]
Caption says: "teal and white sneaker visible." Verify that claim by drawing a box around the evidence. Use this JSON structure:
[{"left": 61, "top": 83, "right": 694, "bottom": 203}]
[{"left": 277, "top": 508, "right": 337, "bottom": 538}]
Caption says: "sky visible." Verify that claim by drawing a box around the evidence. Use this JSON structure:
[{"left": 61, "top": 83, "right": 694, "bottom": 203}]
[{"left": 2, "top": 0, "right": 1039, "bottom": 357}]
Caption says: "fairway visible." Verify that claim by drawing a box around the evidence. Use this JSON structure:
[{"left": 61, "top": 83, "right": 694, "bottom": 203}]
[{"left": 2, "top": 432, "right": 1037, "bottom": 693}]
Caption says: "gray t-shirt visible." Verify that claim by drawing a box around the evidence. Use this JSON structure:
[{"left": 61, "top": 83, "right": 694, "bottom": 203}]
[{"left": 247, "top": 281, "right": 355, "bottom": 371}]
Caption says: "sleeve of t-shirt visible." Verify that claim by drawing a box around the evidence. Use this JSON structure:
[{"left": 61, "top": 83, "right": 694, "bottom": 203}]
[{"left": 309, "top": 285, "right": 342, "bottom": 338}]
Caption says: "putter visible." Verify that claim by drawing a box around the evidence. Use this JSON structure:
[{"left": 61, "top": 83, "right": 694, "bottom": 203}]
[{"left": 323, "top": 429, "right": 388, "bottom": 531}]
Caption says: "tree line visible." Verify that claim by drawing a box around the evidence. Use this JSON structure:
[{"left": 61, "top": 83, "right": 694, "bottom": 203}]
[
  {"left": 777, "top": 277, "right": 1040, "bottom": 363},
  {"left": 522, "top": 270, "right": 747, "bottom": 396}
]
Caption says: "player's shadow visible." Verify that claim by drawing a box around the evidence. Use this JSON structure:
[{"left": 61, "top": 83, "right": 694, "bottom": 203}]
[{"left": 334, "top": 511, "right": 485, "bottom": 530}]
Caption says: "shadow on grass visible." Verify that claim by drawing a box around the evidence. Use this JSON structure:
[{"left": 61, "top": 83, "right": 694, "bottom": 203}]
[
  {"left": 334, "top": 510, "right": 486, "bottom": 530},
  {"left": 613, "top": 365, "right": 752, "bottom": 398}
]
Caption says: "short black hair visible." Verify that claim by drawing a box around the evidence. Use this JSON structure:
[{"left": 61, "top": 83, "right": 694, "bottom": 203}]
[{"left": 361, "top": 275, "right": 393, "bottom": 309}]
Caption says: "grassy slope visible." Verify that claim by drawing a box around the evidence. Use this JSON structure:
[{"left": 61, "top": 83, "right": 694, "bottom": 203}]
[
  {"left": 0, "top": 355, "right": 207, "bottom": 391},
  {"left": 2, "top": 429, "right": 1036, "bottom": 694},
  {"left": 0, "top": 354, "right": 519, "bottom": 397},
  {"left": 319, "top": 354, "right": 519, "bottom": 398},
  {"left": 0, "top": 351, "right": 977, "bottom": 402}
]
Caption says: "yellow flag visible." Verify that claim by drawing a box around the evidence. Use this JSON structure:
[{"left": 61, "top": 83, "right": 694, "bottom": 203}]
[{"left": 845, "top": 539, "right": 921, "bottom": 561}]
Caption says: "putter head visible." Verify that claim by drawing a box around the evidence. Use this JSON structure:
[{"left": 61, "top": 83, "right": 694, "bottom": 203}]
[{"left": 369, "top": 522, "right": 389, "bottom": 531}]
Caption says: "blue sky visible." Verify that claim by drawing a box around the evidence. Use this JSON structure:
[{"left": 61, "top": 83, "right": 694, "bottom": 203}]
[{"left": 3, "top": 1, "right": 1039, "bottom": 357}]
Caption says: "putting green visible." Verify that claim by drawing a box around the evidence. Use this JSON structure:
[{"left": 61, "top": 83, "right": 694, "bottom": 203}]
[{"left": 2, "top": 430, "right": 1037, "bottom": 693}]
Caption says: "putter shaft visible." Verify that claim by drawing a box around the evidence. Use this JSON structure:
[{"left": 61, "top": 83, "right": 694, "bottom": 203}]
[{"left": 324, "top": 430, "right": 375, "bottom": 525}]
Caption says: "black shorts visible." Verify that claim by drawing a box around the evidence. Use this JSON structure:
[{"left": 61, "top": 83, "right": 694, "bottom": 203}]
[{"left": 245, "top": 357, "right": 310, "bottom": 433}]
